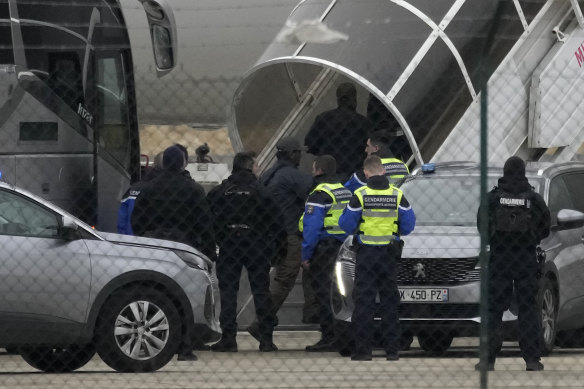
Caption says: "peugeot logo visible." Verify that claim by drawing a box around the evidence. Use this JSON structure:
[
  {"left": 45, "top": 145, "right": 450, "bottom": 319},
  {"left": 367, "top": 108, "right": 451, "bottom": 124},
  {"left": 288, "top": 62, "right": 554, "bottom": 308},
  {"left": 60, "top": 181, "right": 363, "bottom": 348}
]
[{"left": 413, "top": 263, "right": 426, "bottom": 279}]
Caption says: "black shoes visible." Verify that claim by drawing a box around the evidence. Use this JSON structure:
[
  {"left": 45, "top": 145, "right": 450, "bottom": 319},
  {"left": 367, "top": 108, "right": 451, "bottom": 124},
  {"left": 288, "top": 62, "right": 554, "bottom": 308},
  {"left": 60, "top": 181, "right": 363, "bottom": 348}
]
[
  {"left": 351, "top": 354, "right": 372, "bottom": 361},
  {"left": 526, "top": 361, "right": 544, "bottom": 371},
  {"left": 177, "top": 351, "right": 198, "bottom": 361},
  {"left": 259, "top": 342, "right": 278, "bottom": 352},
  {"left": 386, "top": 353, "right": 399, "bottom": 361},
  {"left": 305, "top": 339, "right": 338, "bottom": 352},
  {"left": 474, "top": 362, "right": 495, "bottom": 371},
  {"left": 210, "top": 338, "right": 238, "bottom": 352}
]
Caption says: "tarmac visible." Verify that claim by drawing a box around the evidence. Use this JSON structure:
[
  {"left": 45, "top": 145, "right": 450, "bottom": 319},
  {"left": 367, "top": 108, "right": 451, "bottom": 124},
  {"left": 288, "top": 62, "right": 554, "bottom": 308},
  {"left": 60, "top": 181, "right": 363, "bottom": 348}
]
[{"left": 1, "top": 331, "right": 583, "bottom": 389}]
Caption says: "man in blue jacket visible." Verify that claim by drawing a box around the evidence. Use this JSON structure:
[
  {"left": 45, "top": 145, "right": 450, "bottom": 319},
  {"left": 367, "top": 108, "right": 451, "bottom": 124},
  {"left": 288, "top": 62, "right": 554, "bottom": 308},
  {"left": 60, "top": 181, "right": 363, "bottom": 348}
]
[
  {"left": 344, "top": 130, "right": 409, "bottom": 192},
  {"left": 300, "top": 155, "right": 352, "bottom": 351},
  {"left": 339, "top": 155, "right": 415, "bottom": 361}
]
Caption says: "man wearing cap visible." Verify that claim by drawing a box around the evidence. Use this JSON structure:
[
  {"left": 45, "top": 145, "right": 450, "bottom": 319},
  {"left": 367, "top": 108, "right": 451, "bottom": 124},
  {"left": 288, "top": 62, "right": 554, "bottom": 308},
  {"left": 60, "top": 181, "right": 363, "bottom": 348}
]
[
  {"left": 305, "top": 82, "right": 372, "bottom": 179},
  {"left": 247, "top": 136, "right": 316, "bottom": 340}
]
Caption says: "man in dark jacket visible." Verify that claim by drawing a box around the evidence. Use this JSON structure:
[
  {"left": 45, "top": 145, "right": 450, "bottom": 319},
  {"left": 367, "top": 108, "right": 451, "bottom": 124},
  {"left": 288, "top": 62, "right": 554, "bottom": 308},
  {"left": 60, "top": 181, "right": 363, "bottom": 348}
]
[
  {"left": 131, "top": 145, "right": 215, "bottom": 361},
  {"left": 247, "top": 137, "right": 316, "bottom": 339},
  {"left": 476, "top": 156, "right": 551, "bottom": 372},
  {"left": 132, "top": 145, "right": 215, "bottom": 260},
  {"left": 305, "top": 83, "right": 372, "bottom": 179},
  {"left": 207, "top": 152, "right": 285, "bottom": 352}
]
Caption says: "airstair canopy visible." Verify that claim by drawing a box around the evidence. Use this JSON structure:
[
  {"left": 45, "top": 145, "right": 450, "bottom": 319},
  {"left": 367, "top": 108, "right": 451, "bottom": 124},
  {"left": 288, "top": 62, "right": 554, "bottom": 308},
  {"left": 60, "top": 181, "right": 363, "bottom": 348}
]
[{"left": 229, "top": 0, "right": 546, "bottom": 169}]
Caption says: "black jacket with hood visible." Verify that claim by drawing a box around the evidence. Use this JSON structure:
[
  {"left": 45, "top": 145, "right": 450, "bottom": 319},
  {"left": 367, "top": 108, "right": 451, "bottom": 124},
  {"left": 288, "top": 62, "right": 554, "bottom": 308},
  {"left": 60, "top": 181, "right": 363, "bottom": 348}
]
[
  {"left": 132, "top": 146, "right": 216, "bottom": 260},
  {"left": 479, "top": 157, "right": 550, "bottom": 249}
]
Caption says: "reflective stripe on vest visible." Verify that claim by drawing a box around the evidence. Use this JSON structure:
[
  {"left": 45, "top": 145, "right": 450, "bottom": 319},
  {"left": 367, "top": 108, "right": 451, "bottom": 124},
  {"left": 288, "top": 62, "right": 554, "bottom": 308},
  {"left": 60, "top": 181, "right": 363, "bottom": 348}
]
[
  {"left": 299, "top": 183, "right": 352, "bottom": 234},
  {"left": 381, "top": 158, "right": 409, "bottom": 182},
  {"left": 355, "top": 185, "right": 402, "bottom": 245}
]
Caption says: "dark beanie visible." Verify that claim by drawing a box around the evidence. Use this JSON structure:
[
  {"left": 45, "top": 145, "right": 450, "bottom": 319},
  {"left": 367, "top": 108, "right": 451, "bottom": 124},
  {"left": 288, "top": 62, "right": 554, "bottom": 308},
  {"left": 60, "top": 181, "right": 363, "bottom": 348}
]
[
  {"left": 503, "top": 156, "right": 525, "bottom": 178},
  {"left": 163, "top": 145, "right": 185, "bottom": 172}
]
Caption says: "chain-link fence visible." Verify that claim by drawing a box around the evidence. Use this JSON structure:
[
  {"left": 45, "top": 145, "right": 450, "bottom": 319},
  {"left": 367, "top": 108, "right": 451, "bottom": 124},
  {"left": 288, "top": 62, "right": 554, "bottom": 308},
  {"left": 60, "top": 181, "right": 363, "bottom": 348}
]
[{"left": 2, "top": 0, "right": 584, "bottom": 388}]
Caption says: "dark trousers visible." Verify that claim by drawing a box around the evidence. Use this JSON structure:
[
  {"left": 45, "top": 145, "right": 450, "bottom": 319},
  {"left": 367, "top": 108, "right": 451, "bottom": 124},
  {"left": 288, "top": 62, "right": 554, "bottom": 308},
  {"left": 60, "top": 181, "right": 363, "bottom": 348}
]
[
  {"left": 487, "top": 246, "right": 541, "bottom": 363},
  {"left": 216, "top": 237, "right": 273, "bottom": 343},
  {"left": 352, "top": 244, "right": 401, "bottom": 356},
  {"left": 307, "top": 238, "right": 341, "bottom": 341}
]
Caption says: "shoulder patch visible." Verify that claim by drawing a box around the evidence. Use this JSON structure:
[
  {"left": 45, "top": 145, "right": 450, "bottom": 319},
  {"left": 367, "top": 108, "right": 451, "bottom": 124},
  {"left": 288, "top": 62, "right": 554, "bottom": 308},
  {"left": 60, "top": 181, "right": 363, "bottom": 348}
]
[{"left": 306, "top": 205, "right": 315, "bottom": 215}]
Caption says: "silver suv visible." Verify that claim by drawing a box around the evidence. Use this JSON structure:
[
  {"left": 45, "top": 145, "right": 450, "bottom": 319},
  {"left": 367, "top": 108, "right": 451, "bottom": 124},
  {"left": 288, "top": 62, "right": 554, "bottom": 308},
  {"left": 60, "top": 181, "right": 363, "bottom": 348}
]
[
  {"left": 333, "top": 161, "right": 584, "bottom": 355},
  {"left": 0, "top": 181, "right": 220, "bottom": 372}
]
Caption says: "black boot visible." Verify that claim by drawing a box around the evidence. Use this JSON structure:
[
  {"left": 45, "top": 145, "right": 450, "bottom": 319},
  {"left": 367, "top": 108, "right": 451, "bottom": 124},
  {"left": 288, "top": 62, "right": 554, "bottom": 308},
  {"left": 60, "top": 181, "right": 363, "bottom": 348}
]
[
  {"left": 305, "top": 338, "right": 338, "bottom": 352},
  {"left": 210, "top": 337, "right": 238, "bottom": 352},
  {"left": 259, "top": 342, "right": 278, "bottom": 352}
]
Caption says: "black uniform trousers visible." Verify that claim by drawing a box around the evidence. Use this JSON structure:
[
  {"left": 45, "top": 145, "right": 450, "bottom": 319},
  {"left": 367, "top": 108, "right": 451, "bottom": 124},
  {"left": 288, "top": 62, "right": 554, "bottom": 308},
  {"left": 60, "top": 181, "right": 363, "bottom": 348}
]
[
  {"left": 307, "top": 237, "right": 342, "bottom": 341},
  {"left": 352, "top": 243, "right": 401, "bottom": 356},
  {"left": 216, "top": 234, "right": 274, "bottom": 343},
  {"left": 487, "top": 245, "right": 541, "bottom": 363}
]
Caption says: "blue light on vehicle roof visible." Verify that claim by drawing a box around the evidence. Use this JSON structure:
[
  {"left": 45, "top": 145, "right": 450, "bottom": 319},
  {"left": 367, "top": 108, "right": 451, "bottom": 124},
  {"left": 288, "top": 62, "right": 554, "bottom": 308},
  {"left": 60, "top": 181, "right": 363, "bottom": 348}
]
[{"left": 421, "top": 163, "right": 435, "bottom": 174}]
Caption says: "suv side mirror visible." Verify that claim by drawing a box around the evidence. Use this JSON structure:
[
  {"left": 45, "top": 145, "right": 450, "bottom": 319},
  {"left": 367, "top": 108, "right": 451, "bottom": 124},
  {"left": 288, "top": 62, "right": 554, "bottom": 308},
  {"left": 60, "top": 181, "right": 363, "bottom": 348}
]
[
  {"left": 137, "top": 0, "right": 178, "bottom": 77},
  {"left": 556, "top": 209, "right": 584, "bottom": 230},
  {"left": 59, "top": 215, "right": 80, "bottom": 240}
]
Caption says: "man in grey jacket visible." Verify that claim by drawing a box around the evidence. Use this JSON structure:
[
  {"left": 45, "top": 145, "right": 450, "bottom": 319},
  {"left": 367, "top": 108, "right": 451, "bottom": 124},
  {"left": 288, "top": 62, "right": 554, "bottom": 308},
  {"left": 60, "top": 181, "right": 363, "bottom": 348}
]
[{"left": 247, "top": 137, "right": 316, "bottom": 340}]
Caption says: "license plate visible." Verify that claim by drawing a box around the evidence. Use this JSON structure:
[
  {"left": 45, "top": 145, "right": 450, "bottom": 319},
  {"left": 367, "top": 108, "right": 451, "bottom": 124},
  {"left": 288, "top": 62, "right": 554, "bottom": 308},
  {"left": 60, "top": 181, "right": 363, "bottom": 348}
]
[{"left": 399, "top": 288, "right": 449, "bottom": 302}]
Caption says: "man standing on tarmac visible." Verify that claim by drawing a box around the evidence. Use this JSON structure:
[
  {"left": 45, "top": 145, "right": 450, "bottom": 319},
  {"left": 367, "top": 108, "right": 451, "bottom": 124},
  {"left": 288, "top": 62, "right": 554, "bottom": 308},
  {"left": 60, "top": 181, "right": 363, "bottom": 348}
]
[
  {"left": 344, "top": 130, "right": 409, "bottom": 192},
  {"left": 299, "top": 155, "right": 352, "bottom": 352},
  {"left": 247, "top": 137, "right": 315, "bottom": 340},
  {"left": 207, "top": 152, "right": 285, "bottom": 353},
  {"left": 339, "top": 156, "right": 415, "bottom": 361},
  {"left": 476, "top": 156, "right": 550, "bottom": 371},
  {"left": 131, "top": 145, "right": 215, "bottom": 361}
]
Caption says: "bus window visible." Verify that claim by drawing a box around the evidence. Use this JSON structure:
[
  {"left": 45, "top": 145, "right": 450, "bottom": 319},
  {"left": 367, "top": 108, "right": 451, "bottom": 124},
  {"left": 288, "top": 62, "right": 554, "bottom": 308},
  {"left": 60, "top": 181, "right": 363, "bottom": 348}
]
[
  {"left": 47, "top": 52, "right": 83, "bottom": 112},
  {"left": 96, "top": 55, "right": 130, "bottom": 171},
  {"left": 20, "top": 24, "right": 86, "bottom": 114}
]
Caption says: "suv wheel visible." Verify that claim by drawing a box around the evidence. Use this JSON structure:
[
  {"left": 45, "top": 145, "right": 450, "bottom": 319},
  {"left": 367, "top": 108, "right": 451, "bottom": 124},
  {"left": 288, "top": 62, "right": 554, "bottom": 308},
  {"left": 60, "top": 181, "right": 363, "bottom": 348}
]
[
  {"left": 19, "top": 344, "right": 96, "bottom": 373},
  {"left": 95, "top": 287, "right": 181, "bottom": 372},
  {"left": 539, "top": 278, "right": 558, "bottom": 355},
  {"left": 417, "top": 330, "right": 453, "bottom": 355}
]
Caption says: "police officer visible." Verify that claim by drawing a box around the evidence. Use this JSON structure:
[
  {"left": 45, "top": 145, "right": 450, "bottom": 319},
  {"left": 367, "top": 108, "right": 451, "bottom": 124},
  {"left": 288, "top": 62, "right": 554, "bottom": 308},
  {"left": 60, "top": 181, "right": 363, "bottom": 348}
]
[
  {"left": 339, "top": 155, "right": 415, "bottom": 361},
  {"left": 344, "top": 130, "right": 409, "bottom": 192},
  {"left": 299, "top": 155, "right": 352, "bottom": 351},
  {"left": 207, "top": 152, "right": 286, "bottom": 352},
  {"left": 476, "top": 156, "right": 550, "bottom": 371}
]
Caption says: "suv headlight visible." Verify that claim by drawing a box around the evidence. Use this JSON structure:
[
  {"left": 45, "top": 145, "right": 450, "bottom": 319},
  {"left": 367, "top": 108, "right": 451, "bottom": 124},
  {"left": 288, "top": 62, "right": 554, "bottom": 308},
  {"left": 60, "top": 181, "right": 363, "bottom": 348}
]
[{"left": 174, "top": 250, "right": 212, "bottom": 272}]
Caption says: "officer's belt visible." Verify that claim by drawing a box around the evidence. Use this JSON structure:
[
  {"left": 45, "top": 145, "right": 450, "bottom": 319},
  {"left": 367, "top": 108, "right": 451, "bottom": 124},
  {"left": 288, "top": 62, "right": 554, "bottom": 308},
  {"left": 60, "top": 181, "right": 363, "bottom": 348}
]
[{"left": 358, "top": 234, "right": 399, "bottom": 244}]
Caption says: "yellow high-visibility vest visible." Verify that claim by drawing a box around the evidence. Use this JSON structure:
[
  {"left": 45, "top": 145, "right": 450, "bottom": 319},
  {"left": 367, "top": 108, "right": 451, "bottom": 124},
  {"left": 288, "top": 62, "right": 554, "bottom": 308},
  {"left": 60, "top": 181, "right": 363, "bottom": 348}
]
[
  {"left": 299, "top": 183, "right": 352, "bottom": 234},
  {"left": 354, "top": 185, "right": 402, "bottom": 245}
]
